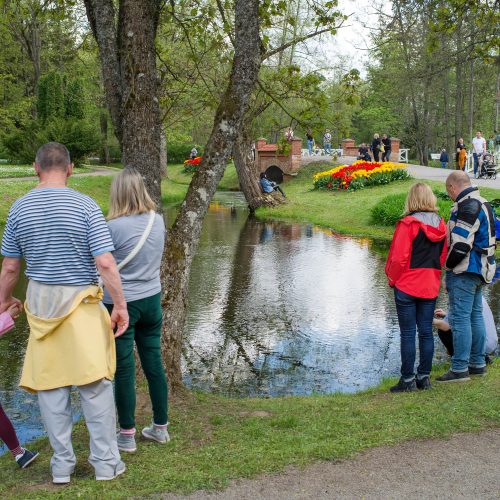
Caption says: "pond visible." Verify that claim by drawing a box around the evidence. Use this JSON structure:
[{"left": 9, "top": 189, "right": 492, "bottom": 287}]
[{"left": 1, "top": 191, "right": 499, "bottom": 451}]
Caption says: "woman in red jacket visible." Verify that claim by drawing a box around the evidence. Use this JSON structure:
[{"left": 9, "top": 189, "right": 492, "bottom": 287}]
[{"left": 385, "top": 183, "right": 447, "bottom": 392}]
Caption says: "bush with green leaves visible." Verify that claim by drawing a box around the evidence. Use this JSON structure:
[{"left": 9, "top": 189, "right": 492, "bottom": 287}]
[{"left": 371, "top": 192, "right": 453, "bottom": 226}]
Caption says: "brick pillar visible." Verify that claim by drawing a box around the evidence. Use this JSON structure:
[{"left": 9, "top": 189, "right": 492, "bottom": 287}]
[
  {"left": 390, "top": 137, "right": 400, "bottom": 156},
  {"left": 256, "top": 138, "right": 267, "bottom": 150}
]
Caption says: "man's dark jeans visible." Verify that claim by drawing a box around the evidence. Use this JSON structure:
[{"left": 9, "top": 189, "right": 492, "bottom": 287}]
[{"left": 394, "top": 288, "right": 436, "bottom": 380}]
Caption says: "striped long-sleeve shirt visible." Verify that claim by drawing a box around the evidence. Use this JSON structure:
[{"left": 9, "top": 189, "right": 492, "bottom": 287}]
[{"left": 1, "top": 188, "right": 114, "bottom": 285}]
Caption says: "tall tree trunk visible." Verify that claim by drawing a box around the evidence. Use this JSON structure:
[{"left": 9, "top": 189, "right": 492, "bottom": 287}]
[
  {"left": 84, "top": 0, "right": 163, "bottom": 206},
  {"left": 444, "top": 67, "right": 453, "bottom": 160},
  {"left": 161, "top": 0, "right": 262, "bottom": 392},
  {"left": 454, "top": 18, "right": 464, "bottom": 143},
  {"left": 99, "top": 111, "right": 110, "bottom": 165},
  {"left": 468, "top": 59, "right": 474, "bottom": 140},
  {"left": 234, "top": 123, "right": 285, "bottom": 211},
  {"left": 495, "top": 61, "right": 500, "bottom": 131}
]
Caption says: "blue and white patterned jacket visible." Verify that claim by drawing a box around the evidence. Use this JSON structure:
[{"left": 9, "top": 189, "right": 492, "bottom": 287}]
[{"left": 446, "top": 186, "right": 497, "bottom": 283}]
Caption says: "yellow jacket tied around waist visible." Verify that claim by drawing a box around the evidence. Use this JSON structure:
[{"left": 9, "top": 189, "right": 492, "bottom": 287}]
[{"left": 20, "top": 285, "right": 116, "bottom": 393}]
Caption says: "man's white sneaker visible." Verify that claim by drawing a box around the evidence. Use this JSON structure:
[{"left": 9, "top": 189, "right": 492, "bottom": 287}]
[
  {"left": 96, "top": 461, "right": 126, "bottom": 481},
  {"left": 52, "top": 475, "right": 71, "bottom": 485}
]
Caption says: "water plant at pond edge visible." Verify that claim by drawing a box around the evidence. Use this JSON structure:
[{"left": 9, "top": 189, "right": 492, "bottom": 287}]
[{"left": 313, "top": 161, "right": 409, "bottom": 191}]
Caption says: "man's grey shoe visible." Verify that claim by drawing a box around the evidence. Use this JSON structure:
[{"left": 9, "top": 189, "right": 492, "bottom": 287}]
[
  {"left": 142, "top": 423, "right": 170, "bottom": 444},
  {"left": 96, "top": 461, "right": 126, "bottom": 481},
  {"left": 435, "top": 370, "right": 470, "bottom": 383},
  {"left": 117, "top": 431, "right": 137, "bottom": 453},
  {"left": 468, "top": 366, "right": 487, "bottom": 376}
]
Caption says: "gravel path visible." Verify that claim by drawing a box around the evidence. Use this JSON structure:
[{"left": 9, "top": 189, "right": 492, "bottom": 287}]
[{"left": 163, "top": 429, "right": 500, "bottom": 499}]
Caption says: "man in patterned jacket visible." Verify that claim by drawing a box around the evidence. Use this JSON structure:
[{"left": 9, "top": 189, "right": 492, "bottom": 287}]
[{"left": 437, "top": 171, "right": 496, "bottom": 383}]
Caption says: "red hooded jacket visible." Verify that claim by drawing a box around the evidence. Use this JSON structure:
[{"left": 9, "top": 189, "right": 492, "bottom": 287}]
[{"left": 385, "top": 212, "right": 448, "bottom": 299}]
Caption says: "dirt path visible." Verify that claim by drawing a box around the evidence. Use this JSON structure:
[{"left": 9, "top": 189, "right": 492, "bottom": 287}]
[
  {"left": 1, "top": 167, "right": 117, "bottom": 182},
  {"left": 163, "top": 428, "right": 500, "bottom": 499}
]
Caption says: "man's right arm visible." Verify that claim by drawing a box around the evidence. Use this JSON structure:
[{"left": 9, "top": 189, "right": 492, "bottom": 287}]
[
  {"left": 0, "top": 257, "right": 22, "bottom": 313},
  {"left": 95, "top": 252, "right": 129, "bottom": 337}
]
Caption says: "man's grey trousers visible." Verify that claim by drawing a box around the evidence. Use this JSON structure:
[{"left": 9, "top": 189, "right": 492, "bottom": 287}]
[{"left": 37, "top": 379, "right": 122, "bottom": 479}]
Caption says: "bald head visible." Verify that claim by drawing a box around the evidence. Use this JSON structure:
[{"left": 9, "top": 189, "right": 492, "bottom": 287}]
[{"left": 446, "top": 170, "right": 472, "bottom": 200}]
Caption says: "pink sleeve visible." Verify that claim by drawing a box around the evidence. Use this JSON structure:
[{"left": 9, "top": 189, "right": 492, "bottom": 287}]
[{"left": 0, "top": 312, "right": 14, "bottom": 337}]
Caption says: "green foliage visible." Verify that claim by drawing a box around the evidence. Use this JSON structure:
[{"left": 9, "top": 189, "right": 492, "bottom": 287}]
[
  {"left": 371, "top": 192, "right": 453, "bottom": 226},
  {"left": 37, "top": 72, "right": 65, "bottom": 122},
  {"left": 276, "top": 136, "right": 291, "bottom": 155},
  {"left": 65, "top": 78, "right": 85, "bottom": 119},
  {"left": 4, "top": 119, "right": 100, "bottom": 166}
]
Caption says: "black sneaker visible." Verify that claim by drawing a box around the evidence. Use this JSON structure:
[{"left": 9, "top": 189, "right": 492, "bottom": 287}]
[
  {"left": 16, "top": 449, "right": 39, "bottom": 469},
  {"left": 468, "top": 366, "right": 487, "bottom": 376},
  {"left": 390, "top": 378, "right": 417, "bottom": 393},
  {"left": 416, "top": 376, "right": 432, "bottom": 390},
  {"left": 435, "top": 370, "right": 470, "bottom": 383}
]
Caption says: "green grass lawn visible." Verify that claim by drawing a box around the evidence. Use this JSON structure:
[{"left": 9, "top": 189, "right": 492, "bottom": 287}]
[
  {"left": 0, "top": 362, "right": 498, "bottom": 498},
  {"left": 0, "top": 164, "right": 92, "bottom": 178},
  {"left": 256, "top": 163, "right": 500, "bottom": 243}
]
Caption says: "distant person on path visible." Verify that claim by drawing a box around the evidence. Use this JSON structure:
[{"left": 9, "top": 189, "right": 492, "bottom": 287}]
[
  {"left": 0, "top": 304, "right": 39, "bottom": 468},
  {"left": 385, "top": 183, "right": 447, "bottom": 392},
  {"left": 103, "top": 168, "right": 169, "bottom": 453},
  {"left": 439, "top": 148, "right": 449, "bottom": 169},
  {"left": 381, "top": 134, "right": 391, "bottom": 162},
  {"left": 306, "top": 129, "right": 314, "bottom": 155},
  {"left": 433, "top": 297, "right": 498, "bottom": 364},
  {"left": 285, "top": 127, "right": 294, "bottom": 142},
  {"left": 472, "top": 131, "right": 487, "bottom": 178},
  {"left": 190, "top": 147, "right": 198, "bottom": 160},
  {"left": 260, "top": 172, "right": 286, "bottom": 198},
  {"left": 456, "top": 138, "right": 466, "bottom": 170},
  {"left": 323, "top": 129, "right": 332, "bottom": 155},
  {"left": 0, "top": 142, "right": 128, "bottom": 484},
  {"left": 371, "top": 133, "right": 381, "bottom": 162},
  {"left": 436, "top": 171, "right": 496, "bottom": 383},
  {"left": 495, "top": 130, "right": 500, "bottom": 153},
  {"left": 357, "top": 143, "right": 371, "bottom": 162}
]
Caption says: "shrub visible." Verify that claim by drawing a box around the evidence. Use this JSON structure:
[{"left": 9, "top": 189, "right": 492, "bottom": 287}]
[{"left": 371, "top": 193, "right": 453, "bottom": 226}]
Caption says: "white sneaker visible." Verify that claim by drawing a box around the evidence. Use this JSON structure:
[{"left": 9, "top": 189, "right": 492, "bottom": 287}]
[
  {"left": 52, "top": 475, "right": 71, "bottom": 485},
  {"left": 96, "top": 461, "right": 126, "bottom": 481},
  {"left": 142, "top": 423, "right": 170, "bottom": 444}
]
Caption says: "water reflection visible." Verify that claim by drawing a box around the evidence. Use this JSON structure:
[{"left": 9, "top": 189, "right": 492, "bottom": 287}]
[{"left": 183, "top": 210, "right": 406, "bottom": 396}]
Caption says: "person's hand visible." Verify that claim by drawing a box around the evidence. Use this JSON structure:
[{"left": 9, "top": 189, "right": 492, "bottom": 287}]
[
  {"left": 0, "top": 297, "right": 22, "bottom": 314},
  {"left": 434, "top": 308, "right": 445, "bottom": 318},
  {"left": 110, "top": 306, "right": 129, "bottom": 338},
  {"left": 7, "top": 303, "right": 22, "bottom": 319}
]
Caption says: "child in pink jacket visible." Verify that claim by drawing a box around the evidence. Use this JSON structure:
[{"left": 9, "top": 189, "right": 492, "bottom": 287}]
[{"left": 0, "top": 303, "right": 39, "bottom": 468}]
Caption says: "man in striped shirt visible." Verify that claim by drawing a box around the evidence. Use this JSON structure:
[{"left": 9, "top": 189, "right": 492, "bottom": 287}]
[{"left": 0, "top": 142, "right": 129, "bottom": 483}]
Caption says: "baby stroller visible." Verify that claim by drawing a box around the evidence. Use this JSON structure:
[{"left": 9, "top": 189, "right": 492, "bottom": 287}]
[{"left": 478, "top": 153, "right": 497, "bottom": 180}]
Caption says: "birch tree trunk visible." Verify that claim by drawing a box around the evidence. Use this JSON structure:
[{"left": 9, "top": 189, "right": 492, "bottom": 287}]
[{"left": 160, "top": 0, "right": 262, "bottom": 392}]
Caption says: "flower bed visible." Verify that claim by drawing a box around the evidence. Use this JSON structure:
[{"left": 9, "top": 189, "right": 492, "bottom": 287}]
[
  {"left": 313, "top": 161, "right": 409, "bottom": 191},
  {"left": 184, "top": 156, "right": 202, "bottom": 173}
]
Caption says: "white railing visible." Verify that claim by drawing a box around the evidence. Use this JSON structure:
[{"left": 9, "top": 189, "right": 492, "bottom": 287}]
[
  {"left": 398, "top": 149, "right": 409, "bottom": 163},
  {"left": 301, "top": 148, "right": 342, "bottom": 158}
]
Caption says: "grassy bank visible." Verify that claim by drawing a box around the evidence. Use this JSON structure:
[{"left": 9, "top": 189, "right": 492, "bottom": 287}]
[
  {"left": 0, "top": 163, "right": 239, "bottom": 225},
  {"left": 256, "top": 163, "right": 500, "bottom": 242},
  {"left": 0, "top": 362, "right": 498, "bottom": 498}
]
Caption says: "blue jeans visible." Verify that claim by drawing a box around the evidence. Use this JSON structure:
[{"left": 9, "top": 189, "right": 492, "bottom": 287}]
[
  {"left": 473, "top": 153, "right": 480, "bottom": 175},
  {"left": 324, "top": 143, "right": 331, "bottom": 154},
  {"left": 307, "top": 140, "right": 313, "bottom": 155},
  {"left": 441, "top": 161, "right": 447, "bottom": 169},
  {"left": 446, "top": 272, "right": 486, "bottom": 371},
  {"left": 394, "top": 288, "right": 436, "bottom": 380}
]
